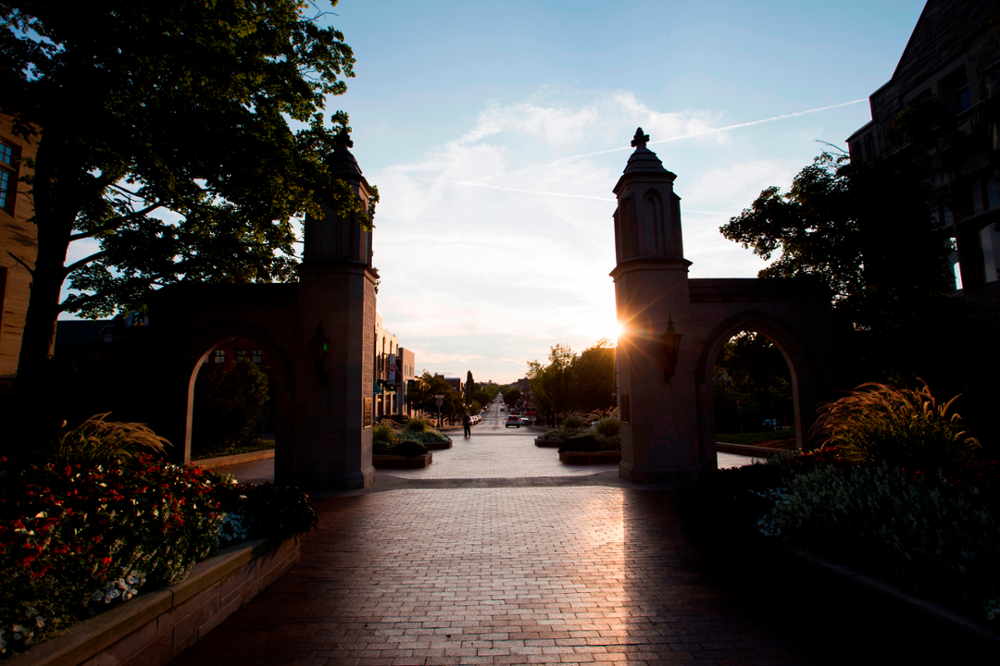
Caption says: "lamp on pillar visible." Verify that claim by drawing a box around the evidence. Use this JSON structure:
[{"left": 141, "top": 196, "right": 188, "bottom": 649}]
[
  {"left": 660, "top": 317, "right": 682, "bottom": 382},
  {"left": 309, "top": 322, "right": 330, "bottom": 387}
]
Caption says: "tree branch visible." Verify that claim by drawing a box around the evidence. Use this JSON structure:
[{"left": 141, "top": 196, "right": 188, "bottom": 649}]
[
  {"left": 64, "top": 250, "right": 107, "bottom": 276},
  {"left": 4, "top": 250, "right": 35, "bottom": 275},
  {"left": 69, "top": 202, "right": 165, "bottom": 241}
]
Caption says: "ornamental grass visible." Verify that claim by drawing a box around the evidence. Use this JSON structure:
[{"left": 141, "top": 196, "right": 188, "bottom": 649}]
[{"left": 809, "top": 380, "right": 981, "bottom": 471}]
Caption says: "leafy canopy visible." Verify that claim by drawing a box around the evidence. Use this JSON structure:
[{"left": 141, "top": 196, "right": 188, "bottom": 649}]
[{"left": 1, "top": 0, "right": 372, "bottom": 319}]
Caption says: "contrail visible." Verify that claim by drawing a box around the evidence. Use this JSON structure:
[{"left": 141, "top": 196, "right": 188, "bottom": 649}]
[
  {"left": 411, "top": 177, "right": 616, "bottom": 202},
  {"left": 407, "top": 98, "right": 868, "bottom": 201},
  {"left": 542, "top": 98, "right": 870, "bottom": 164}
]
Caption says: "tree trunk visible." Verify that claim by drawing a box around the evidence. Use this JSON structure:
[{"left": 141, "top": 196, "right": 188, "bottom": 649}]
[{"left": 15, "top": 135, "right": 76, "bottom": 395}]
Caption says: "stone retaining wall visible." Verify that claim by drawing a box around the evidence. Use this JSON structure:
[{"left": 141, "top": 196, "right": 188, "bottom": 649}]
[{"left": 8, "top": 536, "right": 299, "bottom": 666}]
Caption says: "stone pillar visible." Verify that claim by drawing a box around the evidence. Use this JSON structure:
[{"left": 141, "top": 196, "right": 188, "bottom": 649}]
[
  {"left": 612, "top": 129, "right": 701, "bottom": 483},
  {"left": 288, "top": 132, "right": 376, "bottom": 490}
]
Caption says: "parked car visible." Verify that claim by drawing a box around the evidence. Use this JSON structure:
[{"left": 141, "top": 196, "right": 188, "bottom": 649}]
[
  {"left": 505, "top": 415, "right": 521, "bottom": 428},
  {"left": 518, "top": 417, "right": 530, "bottom": 425}
]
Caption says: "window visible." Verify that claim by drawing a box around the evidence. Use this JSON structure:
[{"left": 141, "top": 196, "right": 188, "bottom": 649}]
[
  {"left": 942, "top": 68, "right": 971, "bottom": 115},
  {"left": 214, "top": 349, "right": 225, "bottom": 364},
  {"left": 971, "top": 175, "right": 1000, "bottom": 215},
  {"left": 236, "top": 349, "right": 248, "bottom": 361},
  {"left": 0, "top": 141, "right": 16, "bottom": 213},
  {"left": 251, "top": 349, "right": 263, "bottom": 364},
  {"left": 863, "top": 133, "right": 875, "bottom": 161}
]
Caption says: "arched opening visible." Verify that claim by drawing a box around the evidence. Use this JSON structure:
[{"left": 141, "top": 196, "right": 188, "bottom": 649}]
[
  {"left": 697, "top": 310, "right": 822, "bottom": 473},
  {"left": 189, "top": 336, "right": 277, "bottom": 462},
  {"left": 711, "top": 330, "right": 796, "bottom": 467},
  {"left": 178, "top": 320, "right": 294, "bottom": 479}
]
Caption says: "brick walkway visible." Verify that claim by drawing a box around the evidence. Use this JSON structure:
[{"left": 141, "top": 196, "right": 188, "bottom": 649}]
[
  {"left": 173, "top": 486, "right": 825, "bottom": 666},
  {"left": 174, "top": 423, "right": 817, "bottom": 666}
]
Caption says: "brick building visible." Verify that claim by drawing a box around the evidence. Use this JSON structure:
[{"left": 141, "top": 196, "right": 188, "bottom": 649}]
[
  {"left": 0, "top": 115, "right": 38, "bottom": 389},
  {"left": 846, "top": 0, "right": 1000, "bottom": 322}
]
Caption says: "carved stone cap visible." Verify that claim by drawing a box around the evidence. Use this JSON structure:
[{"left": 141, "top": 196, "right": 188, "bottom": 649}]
[
  {"left": 622, "top": 127, "right": 673, "bottom": 176},
  {"left": 326, "top": 128, "right": 363, "bottom": 178}
]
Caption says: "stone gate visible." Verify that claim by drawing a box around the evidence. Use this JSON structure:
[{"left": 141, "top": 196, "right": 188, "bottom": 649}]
[
  {"left": 612, "top": 129, "right": 833, "bottom": 483},
  {"left": 143, "top": 134, "right": 377, "bottom": 490}
]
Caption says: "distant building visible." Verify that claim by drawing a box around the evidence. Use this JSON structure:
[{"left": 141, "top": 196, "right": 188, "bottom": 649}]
[
  {"left": 846, "top": 0, "right": 1000, "bottom": 322},
  {"left": 443, "top": 377, "right": 464, "bottom": 395},
  {"left": 374, "top": 312, "right": 400, "bottom": 418},
  {"left": 397, "top": 347, "right": 416, "bottom": 415}
]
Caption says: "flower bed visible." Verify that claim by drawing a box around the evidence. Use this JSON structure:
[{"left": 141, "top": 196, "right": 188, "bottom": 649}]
[
  {"left": 0, "top": 416, "right": 317, "bottom": 661},
  {"left": 4, "top": 535, "right": 299, "bottom": 666}
]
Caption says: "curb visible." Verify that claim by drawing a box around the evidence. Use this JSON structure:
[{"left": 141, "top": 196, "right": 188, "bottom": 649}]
[
  {"left": 192, "top": 448, "right": 275, "bottom": 470},
  {"left": 716, "top": 442, "right": 789, "bottom": 458}
]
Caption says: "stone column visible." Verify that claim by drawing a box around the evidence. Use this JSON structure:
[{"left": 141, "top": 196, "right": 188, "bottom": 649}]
[
  {"left": 289, "top": 131, "right": 377, "bottom": 490},
  {"left": 612, "top": 129, "right": 701, "bottom": 483}
]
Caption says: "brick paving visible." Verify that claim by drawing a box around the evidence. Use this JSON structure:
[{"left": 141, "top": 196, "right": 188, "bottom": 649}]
[
  {"left": 173, "top": 486, "right": 824, "bottom": 666},
  {"left": 175, "top": 418, "right": 809, "bottom": 666}
]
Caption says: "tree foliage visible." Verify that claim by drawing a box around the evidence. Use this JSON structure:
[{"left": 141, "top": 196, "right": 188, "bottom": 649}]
[
  {"left": 527, "top": 339, "right": 616, "bottom": 417},
  {"left": 407, "top": 372, "right": 465, "bottom": 423},
  {"left": 1, "top": 0, "right": 372, "bottom": 384},
  {"left": 720, "top": 139, "right": 969, "bottom": 388},
  {"left": 193, "top": 359, "right": 269, "bottom": 451},
  {"left": 713, "top": 332, "right": 793, "bottom": 433}
]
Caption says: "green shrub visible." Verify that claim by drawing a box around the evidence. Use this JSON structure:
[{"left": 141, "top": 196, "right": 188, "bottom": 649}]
[
  {"left": 560, "top": 414, "right": 586, "bottom": 430},
  {"left": 372, "top": 423, "right": 396, "bottom": 444},
  {"left": 558, "top": 434, "right": 601, "bottom": 453},
  {"left": 811, "top": 381, "right": 980, "bottom": 471},
  {"left": 593, "top": 417, "right": 620, "bottom": 439},
  {"left": 396, "top": 430, "right": 448, "bottom": 445},
  {"left": 389, "top": 440, "right": 428, "bottom": 457},
  {"left": 405, "top": 416, "right": 430, "bottom": 433},
  {"left": 213, "top": 482, "right": 318, "bottom": 544},
  {"left": 759, "top": 463, "right": 1000, "bottom": 621},
  {"left": 677, "top": 460, "right": 790, "bottom": 554}
]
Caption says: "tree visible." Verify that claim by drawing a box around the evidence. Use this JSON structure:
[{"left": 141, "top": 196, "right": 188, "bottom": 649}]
[
  {"left": 465, "top": 371, "right": 474, "bottom": 403},
  {"left": 1, "top": 0, "right": 372, "bottom": 390},
  {"left": 713, "top": 332, "right": 793, "bottom": 433},
  {"left": 570, "top": 339, "right": 616, "bottom": 413},
  {"left": 720, "top": 144, "right": 966, "bottom": 387},
  {"left": 526, "top": 344, "right": 576, "bottom": 417},
  {"left": 503, "top": 388, "right": 521, "bottom": 407},
  {"left": 472, "top": 389, "right": 492, "bottom": 407},
  {"left": 408, "top": 372, "right": 463, "bottom": 424},
  {"left": 193, "top": 359, "right": 269, "bottom": 452}
]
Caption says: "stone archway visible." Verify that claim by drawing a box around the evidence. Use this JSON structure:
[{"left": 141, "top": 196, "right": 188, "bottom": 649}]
[
  {"left": 182, "top": 318, "right": 295, "bottom": 475},
  {"left": 611, "top": 128, "right": 833, "bottom": 484},
  {"left": 694, "top": 309, "right": 827, "bottom": 471}
]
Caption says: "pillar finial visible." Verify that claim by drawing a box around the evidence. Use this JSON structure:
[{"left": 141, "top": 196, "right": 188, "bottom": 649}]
[{"left": 631, "top": 127, "right": 650, "bottom": 149}]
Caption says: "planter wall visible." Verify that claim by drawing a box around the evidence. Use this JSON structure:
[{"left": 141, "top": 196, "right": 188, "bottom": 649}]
[
  {"left": 535, "top": 438, "right": 563, "bottom": 448},
  {"left": 559, "top": 450, "right": 622, "bottom": 464},
  {"left": 372, "top": 452, "right": 433, "bottom": 469},
  {"left": 422, "top": 437, "right": 452, "bottom": 451},
  {"left": 8, "top": 536, "right": 300, "bottom": 666}
]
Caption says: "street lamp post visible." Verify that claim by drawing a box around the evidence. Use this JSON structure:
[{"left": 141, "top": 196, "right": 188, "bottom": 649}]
[{"left": 434, "top": 394, "right": 444, "bottom": 428}]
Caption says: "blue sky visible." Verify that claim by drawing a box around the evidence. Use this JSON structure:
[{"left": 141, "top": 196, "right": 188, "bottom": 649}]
[
  {"left": 322, "top": 0, "right": 927, "bottom": 383},
  {"left": 55, "top": 1, "right": 924, "bottom": 384}
]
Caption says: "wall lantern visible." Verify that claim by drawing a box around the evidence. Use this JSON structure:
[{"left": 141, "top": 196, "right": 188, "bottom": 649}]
[
  {"left": 659, "top": 316, "right": 682, "bottom": 382},
  {"left": 309, "top": 322, "right": 330, "bottom": 387}
]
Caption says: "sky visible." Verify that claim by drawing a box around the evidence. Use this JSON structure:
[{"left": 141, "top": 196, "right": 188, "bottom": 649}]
[{"left": 65, "top": 0, "right": 928, "bottom": 384}]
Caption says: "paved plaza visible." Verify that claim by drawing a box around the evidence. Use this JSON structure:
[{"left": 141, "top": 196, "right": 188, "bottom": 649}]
[{"left": 174, "top": 416, "right": 836, "bottom": 666}]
